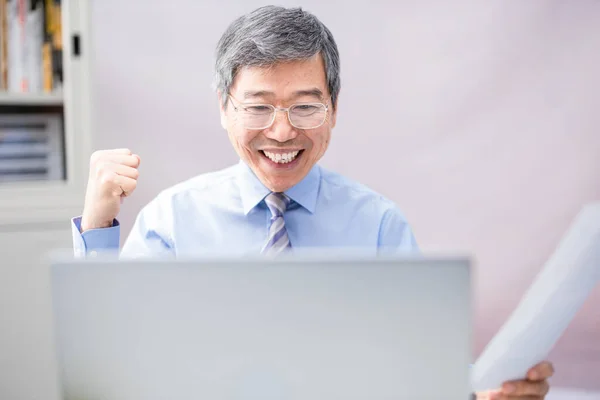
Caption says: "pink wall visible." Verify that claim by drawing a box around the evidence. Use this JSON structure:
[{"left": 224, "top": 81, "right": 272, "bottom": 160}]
[{"left": 91, "top": 0, "right": 600, "bottom": 390}]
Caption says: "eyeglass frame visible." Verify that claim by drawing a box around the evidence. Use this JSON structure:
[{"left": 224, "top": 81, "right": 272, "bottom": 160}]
[{"left": 227, "top": 93, "right": 331, "bottom": 130}]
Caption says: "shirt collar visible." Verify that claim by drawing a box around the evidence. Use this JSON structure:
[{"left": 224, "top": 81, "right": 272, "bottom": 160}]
[{"left": 236, "top": 160, "right": 320, "bottom": 215}]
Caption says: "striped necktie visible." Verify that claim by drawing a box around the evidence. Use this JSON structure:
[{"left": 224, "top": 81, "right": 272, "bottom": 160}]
[{"left": 261, "top": 192, "right": 291, "bottom": 255}]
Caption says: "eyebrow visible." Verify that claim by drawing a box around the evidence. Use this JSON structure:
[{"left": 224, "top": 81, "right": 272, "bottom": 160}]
[
  {"left": 243, "top": 90, "right": 274, "bottom": 99},
  {"left": 291, "top": 88, "right": 324, "bottom": 100},
  {"left": 243, "top": 88, "right": 325, "bottom": 101}
]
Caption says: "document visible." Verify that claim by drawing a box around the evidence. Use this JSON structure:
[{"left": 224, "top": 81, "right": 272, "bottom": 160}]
[{"left": 470, "top": 204, "right": 600, "bottom": 393}]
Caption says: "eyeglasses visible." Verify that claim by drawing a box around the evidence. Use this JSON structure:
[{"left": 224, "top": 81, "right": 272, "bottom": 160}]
[{"left": 228, "top": 94, "right": 329, "bottom": 130}]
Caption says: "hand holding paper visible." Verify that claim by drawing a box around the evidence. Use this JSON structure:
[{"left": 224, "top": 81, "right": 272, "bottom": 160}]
[{"left": 470, "top": 203, "right": 600, "bottom": 393}]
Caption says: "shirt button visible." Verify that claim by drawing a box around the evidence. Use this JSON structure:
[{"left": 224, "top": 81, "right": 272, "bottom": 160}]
[{"left": 89, "top": 251, "right": 98, "bottom": 257}]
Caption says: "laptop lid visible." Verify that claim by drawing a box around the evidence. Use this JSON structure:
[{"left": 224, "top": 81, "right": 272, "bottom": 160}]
[{"left": 50, "top": 255, "right": 472, "bottom": 399}]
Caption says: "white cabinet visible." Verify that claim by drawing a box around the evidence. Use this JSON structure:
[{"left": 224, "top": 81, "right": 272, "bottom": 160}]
[{"left": 0, "top": 0, "right": 93, "bottom": 225}]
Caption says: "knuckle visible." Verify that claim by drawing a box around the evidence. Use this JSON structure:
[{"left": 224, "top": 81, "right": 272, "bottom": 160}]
[
  {"left": 515, "top": 380, "right": 528, "bottom": 394},
  {"left": 99, "top": 170, "right": 117, "bottom": 186},
  {"left": 94, "top": 161, "right": 108, "bottom": 178},
  {"left": 90, "top": 150, "right": 103, "bottom": 166}
]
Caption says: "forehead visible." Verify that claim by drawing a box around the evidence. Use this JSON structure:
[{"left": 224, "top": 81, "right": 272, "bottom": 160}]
[{"left": 231, "top": 54, "right": 328, "bottom": 100}]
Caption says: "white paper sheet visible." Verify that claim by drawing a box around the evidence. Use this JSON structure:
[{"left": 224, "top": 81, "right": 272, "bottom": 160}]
[{"left": 470, "top": 204, "right": 600, "bottom": 393}]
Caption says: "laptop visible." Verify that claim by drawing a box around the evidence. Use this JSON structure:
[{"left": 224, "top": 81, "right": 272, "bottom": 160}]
[{"left": 49, "top": 254, "right": 472, "bottom": 399}]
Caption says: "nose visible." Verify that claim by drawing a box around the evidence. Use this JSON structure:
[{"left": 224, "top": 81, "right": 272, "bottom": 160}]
[{"left": 264, "top": 109, "right": 298, "bottom": 142}]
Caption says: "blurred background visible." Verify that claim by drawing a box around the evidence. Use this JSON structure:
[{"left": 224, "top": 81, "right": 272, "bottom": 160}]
[{"left": 0, "top": 0, "right": 598, "bottom": 399}]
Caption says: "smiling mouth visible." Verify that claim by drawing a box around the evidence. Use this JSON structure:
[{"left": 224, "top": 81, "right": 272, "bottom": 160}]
[{"left": 260, "top": 150, "right": 304, "bottom": 165}]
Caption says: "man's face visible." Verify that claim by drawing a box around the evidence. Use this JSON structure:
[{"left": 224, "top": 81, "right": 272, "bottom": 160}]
[{"left": 220, "top": 54, "right": 337, "bottom": 192}]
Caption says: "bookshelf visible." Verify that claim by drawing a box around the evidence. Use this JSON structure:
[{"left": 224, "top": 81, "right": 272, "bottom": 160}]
[
  {"left": 0, "top": 90, "right": 63, "bottom": 105},
  {"left": 0, "top": 0, "right": 93, "bottom": 227}
]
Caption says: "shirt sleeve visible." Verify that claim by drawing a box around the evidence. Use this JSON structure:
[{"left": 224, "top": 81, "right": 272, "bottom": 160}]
[
  {"left": 71, "top": 216, "right": 120, "bottom": 257},
  {"left": 377, "top": 206, "right": 420, "bottom": 254},
  {"left": 71, "top": 195, "right": 175, "bottom": 259}
]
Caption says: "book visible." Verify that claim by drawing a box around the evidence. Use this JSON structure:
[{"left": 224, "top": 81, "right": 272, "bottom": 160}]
[{"left": 0, "top": 0, "right": 61, "bottom": 94}]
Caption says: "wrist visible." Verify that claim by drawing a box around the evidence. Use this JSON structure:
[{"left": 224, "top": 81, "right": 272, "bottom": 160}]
[{"left": 80, "top": 216, "right": 114, "bottom": 233}]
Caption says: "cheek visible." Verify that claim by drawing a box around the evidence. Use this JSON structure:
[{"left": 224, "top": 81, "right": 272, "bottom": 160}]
[
  {"left": 301, "top": 130, "right": 330, "bottom": 165},
  {"left": 228, "top": 125, "right": 257, "bottom": 150},
  {"left": 313, "top": 129, "right": 331, "bottom": 155}
]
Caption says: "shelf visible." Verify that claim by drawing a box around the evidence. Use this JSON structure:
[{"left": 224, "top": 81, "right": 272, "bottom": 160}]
[{"left": 0, "top": 91, "right": 64, "bottom": 106}]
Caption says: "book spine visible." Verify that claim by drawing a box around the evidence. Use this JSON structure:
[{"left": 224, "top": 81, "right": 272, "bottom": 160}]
[
  {"left": 0, "top": 0, "right": 7, "bottom": 89},
  {"left": 18, "top": 0, "right": 29, "bottom": 92},
  {"left": 43, "top": 0, "right": 60, "bottom": 91},
  {"left": 26, "top": 1, "right": 43, "bottom": 92}
]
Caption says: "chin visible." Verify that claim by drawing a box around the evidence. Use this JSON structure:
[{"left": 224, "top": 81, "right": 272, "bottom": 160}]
[{"left": 265, "top": 178, "right": 298, "bottom": 193}]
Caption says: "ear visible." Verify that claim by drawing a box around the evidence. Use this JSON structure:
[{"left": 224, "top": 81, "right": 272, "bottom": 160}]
[
  {"left": 330, "top": 91, "right": 339, "bottom": 129},
  {"left": 330, "top": 107, "right": 338, "bottom": 129},
  {"left": 218, "top": 90, "right": 228, "bottom": 130}
]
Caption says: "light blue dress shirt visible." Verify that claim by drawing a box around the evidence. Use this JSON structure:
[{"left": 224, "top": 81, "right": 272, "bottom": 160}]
[{"left": 71, "top": 161, "right": 419, "bottom": 257}]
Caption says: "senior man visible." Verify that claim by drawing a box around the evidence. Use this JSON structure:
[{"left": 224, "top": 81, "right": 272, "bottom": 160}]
[{"left": 72, "top": 5, "right": 554, "bottom": 399}]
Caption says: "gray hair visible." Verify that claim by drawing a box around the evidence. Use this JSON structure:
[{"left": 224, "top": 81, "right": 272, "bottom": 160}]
[{"left": 214, "top": 5, "right": 341, "bottom": 110}]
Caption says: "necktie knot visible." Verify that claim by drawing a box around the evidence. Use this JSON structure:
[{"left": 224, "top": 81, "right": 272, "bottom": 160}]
[{"left": 265, "top": 192, "right": 290, "bottom": 218}]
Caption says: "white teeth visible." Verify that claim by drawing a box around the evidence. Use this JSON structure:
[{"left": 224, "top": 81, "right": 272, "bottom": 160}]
[{"left": 263, "top": 150, "right": 300, "bottom": 164}]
